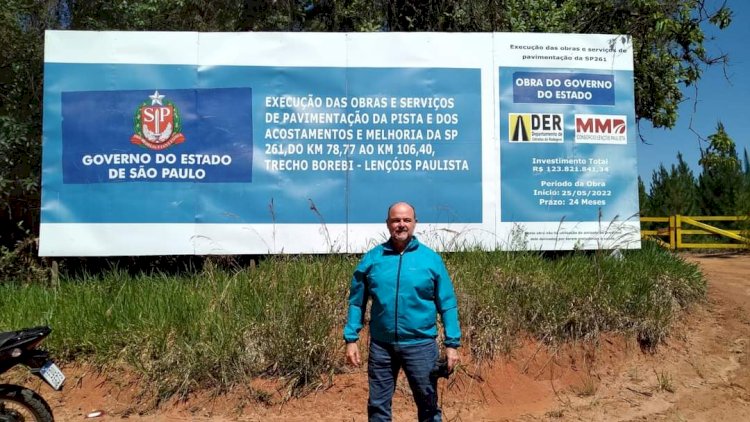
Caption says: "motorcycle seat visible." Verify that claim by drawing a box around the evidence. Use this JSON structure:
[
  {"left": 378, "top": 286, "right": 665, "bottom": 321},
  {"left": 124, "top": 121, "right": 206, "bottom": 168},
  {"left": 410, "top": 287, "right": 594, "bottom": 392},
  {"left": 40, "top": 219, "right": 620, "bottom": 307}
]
[
  {"left": 0, "top": 327, "right": 50, "bottom": 351},
  {"left": 0, "top": 331, "right": 18, "bottom": 349}
]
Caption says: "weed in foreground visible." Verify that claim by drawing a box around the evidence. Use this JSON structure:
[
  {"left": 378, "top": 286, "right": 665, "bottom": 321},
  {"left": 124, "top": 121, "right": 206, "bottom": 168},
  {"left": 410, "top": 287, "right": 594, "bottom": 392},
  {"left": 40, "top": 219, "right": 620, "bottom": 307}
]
[
  {"left": 545, "top": 409, "right": 565, "bottom": 418},
  {"left": 571, "top": 374, "right": 598, "bottom": 397},
  {"left": 655, "top": 370, "right": 676, "bottom": 393}
]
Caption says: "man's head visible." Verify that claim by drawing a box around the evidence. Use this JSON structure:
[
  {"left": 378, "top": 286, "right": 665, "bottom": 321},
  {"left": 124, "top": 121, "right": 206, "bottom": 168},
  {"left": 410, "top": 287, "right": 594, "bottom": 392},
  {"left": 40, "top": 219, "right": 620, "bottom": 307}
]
[{"left": 386, "top": 202, "right": 417, "bottom": 251}]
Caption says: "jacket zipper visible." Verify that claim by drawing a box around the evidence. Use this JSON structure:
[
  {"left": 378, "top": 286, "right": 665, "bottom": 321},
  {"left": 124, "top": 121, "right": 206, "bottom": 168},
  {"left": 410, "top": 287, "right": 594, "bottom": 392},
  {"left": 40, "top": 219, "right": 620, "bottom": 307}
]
[{"left": 394, "top": 253, "right": 403, "bottom": 343}]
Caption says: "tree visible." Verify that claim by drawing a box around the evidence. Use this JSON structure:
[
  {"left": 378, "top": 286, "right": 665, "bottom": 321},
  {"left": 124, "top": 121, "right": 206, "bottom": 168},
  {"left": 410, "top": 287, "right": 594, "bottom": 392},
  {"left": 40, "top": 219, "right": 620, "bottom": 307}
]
[
  {"left": 638, "top": 176, "right": 650, "bottom": 216},
  {"left": 647, "top": 153, "right": 699, "bottom": 216},
  {"left": 697, "top": 122, "right": 742, "bottom": 215},
  {"left": 352, "top": 0, "right": 732, "bottom": 129},
  {"left": 64, "top": 0, "right": 734, "bottom": 129},
  {"left": 737, "top": 148, "right": 750, "bottom": 219},
  {"left": 0, "top": 0, "right": 66, "bottom": 246},
  {"left": 65, "top": 0, "right": 384, "bottom": 32}
]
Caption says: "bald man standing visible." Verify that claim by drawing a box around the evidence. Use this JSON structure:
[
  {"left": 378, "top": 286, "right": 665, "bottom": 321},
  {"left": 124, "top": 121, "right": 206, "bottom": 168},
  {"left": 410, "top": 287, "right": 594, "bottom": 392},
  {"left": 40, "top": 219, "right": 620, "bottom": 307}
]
[{"left": 343, "top": 202, "right": 461, "bottom": 422}]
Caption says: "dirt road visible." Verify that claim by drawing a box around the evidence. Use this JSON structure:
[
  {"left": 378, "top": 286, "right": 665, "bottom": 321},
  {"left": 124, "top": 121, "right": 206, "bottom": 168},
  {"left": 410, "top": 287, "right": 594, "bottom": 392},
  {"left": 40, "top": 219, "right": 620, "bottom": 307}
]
[
  {"left": 546, "top": 253, "right": 750, "bottom": 421},
  {"left": 46, "top": 253, "right": 750, "bottom": 421}
]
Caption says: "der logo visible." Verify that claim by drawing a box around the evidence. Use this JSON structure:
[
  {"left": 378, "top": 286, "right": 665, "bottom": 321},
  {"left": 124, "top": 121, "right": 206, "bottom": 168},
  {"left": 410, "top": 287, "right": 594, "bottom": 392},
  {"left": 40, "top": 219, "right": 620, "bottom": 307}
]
[{"left": 508, "top": 113, "right": 563, "bottom": 143}]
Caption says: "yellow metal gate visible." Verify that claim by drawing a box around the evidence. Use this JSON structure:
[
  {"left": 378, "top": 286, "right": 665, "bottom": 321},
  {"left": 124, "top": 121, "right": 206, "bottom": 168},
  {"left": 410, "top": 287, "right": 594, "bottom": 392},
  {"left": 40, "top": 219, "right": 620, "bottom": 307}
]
[{"left": 641, "top": 215, "right": 749, "bottom": 249}]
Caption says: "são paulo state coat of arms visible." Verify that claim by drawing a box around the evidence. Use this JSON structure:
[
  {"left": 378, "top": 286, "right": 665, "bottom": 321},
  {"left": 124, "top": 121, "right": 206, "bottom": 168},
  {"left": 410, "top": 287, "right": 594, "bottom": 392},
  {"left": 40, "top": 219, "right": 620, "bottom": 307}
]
[{"left": 131, "top": 90, "right": 186, "bottom": 150}]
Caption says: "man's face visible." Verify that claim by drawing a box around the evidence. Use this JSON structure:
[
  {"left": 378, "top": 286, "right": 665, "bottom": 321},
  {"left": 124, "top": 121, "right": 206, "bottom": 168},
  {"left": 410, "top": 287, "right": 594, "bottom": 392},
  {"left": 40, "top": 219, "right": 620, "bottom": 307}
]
[{"left": 387, "top": 203, "right": 417, "bottom": 244}]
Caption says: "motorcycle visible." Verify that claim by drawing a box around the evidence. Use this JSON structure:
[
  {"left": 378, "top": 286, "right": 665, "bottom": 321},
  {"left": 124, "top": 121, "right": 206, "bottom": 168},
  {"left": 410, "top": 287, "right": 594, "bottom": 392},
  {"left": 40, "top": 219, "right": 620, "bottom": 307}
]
[{"left": 0, "top": 326, "right": 65, "bottom": 422}]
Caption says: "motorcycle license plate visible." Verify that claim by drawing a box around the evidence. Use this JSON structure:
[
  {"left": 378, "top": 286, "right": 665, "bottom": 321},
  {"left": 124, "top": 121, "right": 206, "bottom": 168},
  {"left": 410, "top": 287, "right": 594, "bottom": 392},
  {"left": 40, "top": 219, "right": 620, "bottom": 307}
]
[{"left": 40, "top": 361, "right": 65, "bottom": 390}]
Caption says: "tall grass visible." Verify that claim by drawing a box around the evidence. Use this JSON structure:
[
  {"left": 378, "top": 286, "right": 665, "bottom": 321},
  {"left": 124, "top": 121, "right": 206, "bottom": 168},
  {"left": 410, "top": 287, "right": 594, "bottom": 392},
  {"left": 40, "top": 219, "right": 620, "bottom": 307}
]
[
  {"left": 451, "top": 241, "right": 705, "bottom": 359},
  {"left": 0, "top": 241, "right": 705, "bottom": 402}
]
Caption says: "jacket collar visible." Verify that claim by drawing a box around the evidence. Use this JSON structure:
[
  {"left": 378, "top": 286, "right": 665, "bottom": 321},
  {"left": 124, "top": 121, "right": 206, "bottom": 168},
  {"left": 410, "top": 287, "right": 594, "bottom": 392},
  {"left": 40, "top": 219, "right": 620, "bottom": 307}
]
[{"left": 383, "top": 236, "right": 420, "bottom": 254}]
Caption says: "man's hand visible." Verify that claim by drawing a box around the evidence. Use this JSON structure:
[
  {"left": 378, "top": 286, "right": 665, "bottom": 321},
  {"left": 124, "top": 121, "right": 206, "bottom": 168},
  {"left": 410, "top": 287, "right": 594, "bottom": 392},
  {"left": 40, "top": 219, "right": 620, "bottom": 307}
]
[
  {"left": 346, "top": 342, "right": 361, "bottom": 366},
  {"left": 445, "top": 347, "right": 459, "bottom": 372}
]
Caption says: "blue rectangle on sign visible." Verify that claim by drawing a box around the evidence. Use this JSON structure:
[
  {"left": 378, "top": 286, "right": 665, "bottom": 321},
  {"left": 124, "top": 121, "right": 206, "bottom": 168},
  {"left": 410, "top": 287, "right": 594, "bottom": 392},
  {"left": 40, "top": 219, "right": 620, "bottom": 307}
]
[
  {"left": 61, "top": 88, "right": 253, "bottom": 183},
  {"left": 512, "top": 72, "right": 615, "bottom": 105}
]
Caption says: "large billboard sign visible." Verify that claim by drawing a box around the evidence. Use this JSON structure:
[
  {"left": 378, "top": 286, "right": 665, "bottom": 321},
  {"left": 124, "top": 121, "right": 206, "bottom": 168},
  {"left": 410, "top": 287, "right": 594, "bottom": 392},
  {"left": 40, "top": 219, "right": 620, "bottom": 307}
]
[{"left": 40, "top": 31, "right": 639, "bottom": 256}]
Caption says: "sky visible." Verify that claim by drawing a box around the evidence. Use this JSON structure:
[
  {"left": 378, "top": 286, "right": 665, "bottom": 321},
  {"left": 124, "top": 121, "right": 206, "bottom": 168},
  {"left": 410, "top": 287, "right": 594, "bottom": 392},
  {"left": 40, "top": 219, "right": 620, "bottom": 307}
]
[{"left": 637, "top": 0, "right": 750, "bottom": 186}]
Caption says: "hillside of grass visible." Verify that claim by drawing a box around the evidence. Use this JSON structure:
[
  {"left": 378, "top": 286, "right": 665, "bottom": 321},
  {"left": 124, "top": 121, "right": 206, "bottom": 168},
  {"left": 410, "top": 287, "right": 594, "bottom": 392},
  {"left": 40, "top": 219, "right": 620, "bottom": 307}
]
[{"left": 0, "top": 241, "right": 705, "bottom": 401}]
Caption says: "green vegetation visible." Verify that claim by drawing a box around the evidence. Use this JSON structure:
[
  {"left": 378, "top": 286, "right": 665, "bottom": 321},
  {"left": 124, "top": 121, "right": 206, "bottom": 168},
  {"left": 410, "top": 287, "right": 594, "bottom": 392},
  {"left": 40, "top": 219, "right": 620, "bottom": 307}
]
[
  {"left": 0, "top": 242, "right": 704, "bottom": 402},
  {"left": 642, "top": 124, "right": 749, "bottom": 219},
  {"left": 698, "top": 123, "right": 745, "bottom": 216},
  {"left": 645, "top": 153, "right": 700, "bottom": 217},
  {"left": 641, "top": 122, "right": 750, "bottom": 245}
]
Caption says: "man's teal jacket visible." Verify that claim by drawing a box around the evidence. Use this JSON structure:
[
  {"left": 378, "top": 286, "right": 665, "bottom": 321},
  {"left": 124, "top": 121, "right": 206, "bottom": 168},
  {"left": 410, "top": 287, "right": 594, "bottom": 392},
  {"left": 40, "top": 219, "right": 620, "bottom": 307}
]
[{"left": 343, "top": 236, "right": 461, "bottom": 348}]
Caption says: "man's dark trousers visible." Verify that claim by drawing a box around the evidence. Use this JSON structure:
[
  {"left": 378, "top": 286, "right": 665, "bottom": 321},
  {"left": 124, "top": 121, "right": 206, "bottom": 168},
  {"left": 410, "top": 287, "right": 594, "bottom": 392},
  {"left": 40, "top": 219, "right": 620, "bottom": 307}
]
[{"left": 367, "top": 339, "right": 441, "bottom": 422}]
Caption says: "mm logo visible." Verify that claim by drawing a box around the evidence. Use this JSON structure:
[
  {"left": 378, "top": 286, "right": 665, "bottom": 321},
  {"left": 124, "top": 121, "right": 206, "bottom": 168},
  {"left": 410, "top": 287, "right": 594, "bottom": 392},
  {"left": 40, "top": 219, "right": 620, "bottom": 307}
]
[
  {"left": 508, "top": 113, "right": 564, "bottom": 143},
  {"left": 574, "top": 114, "right": 627, "bottom": 144}
]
